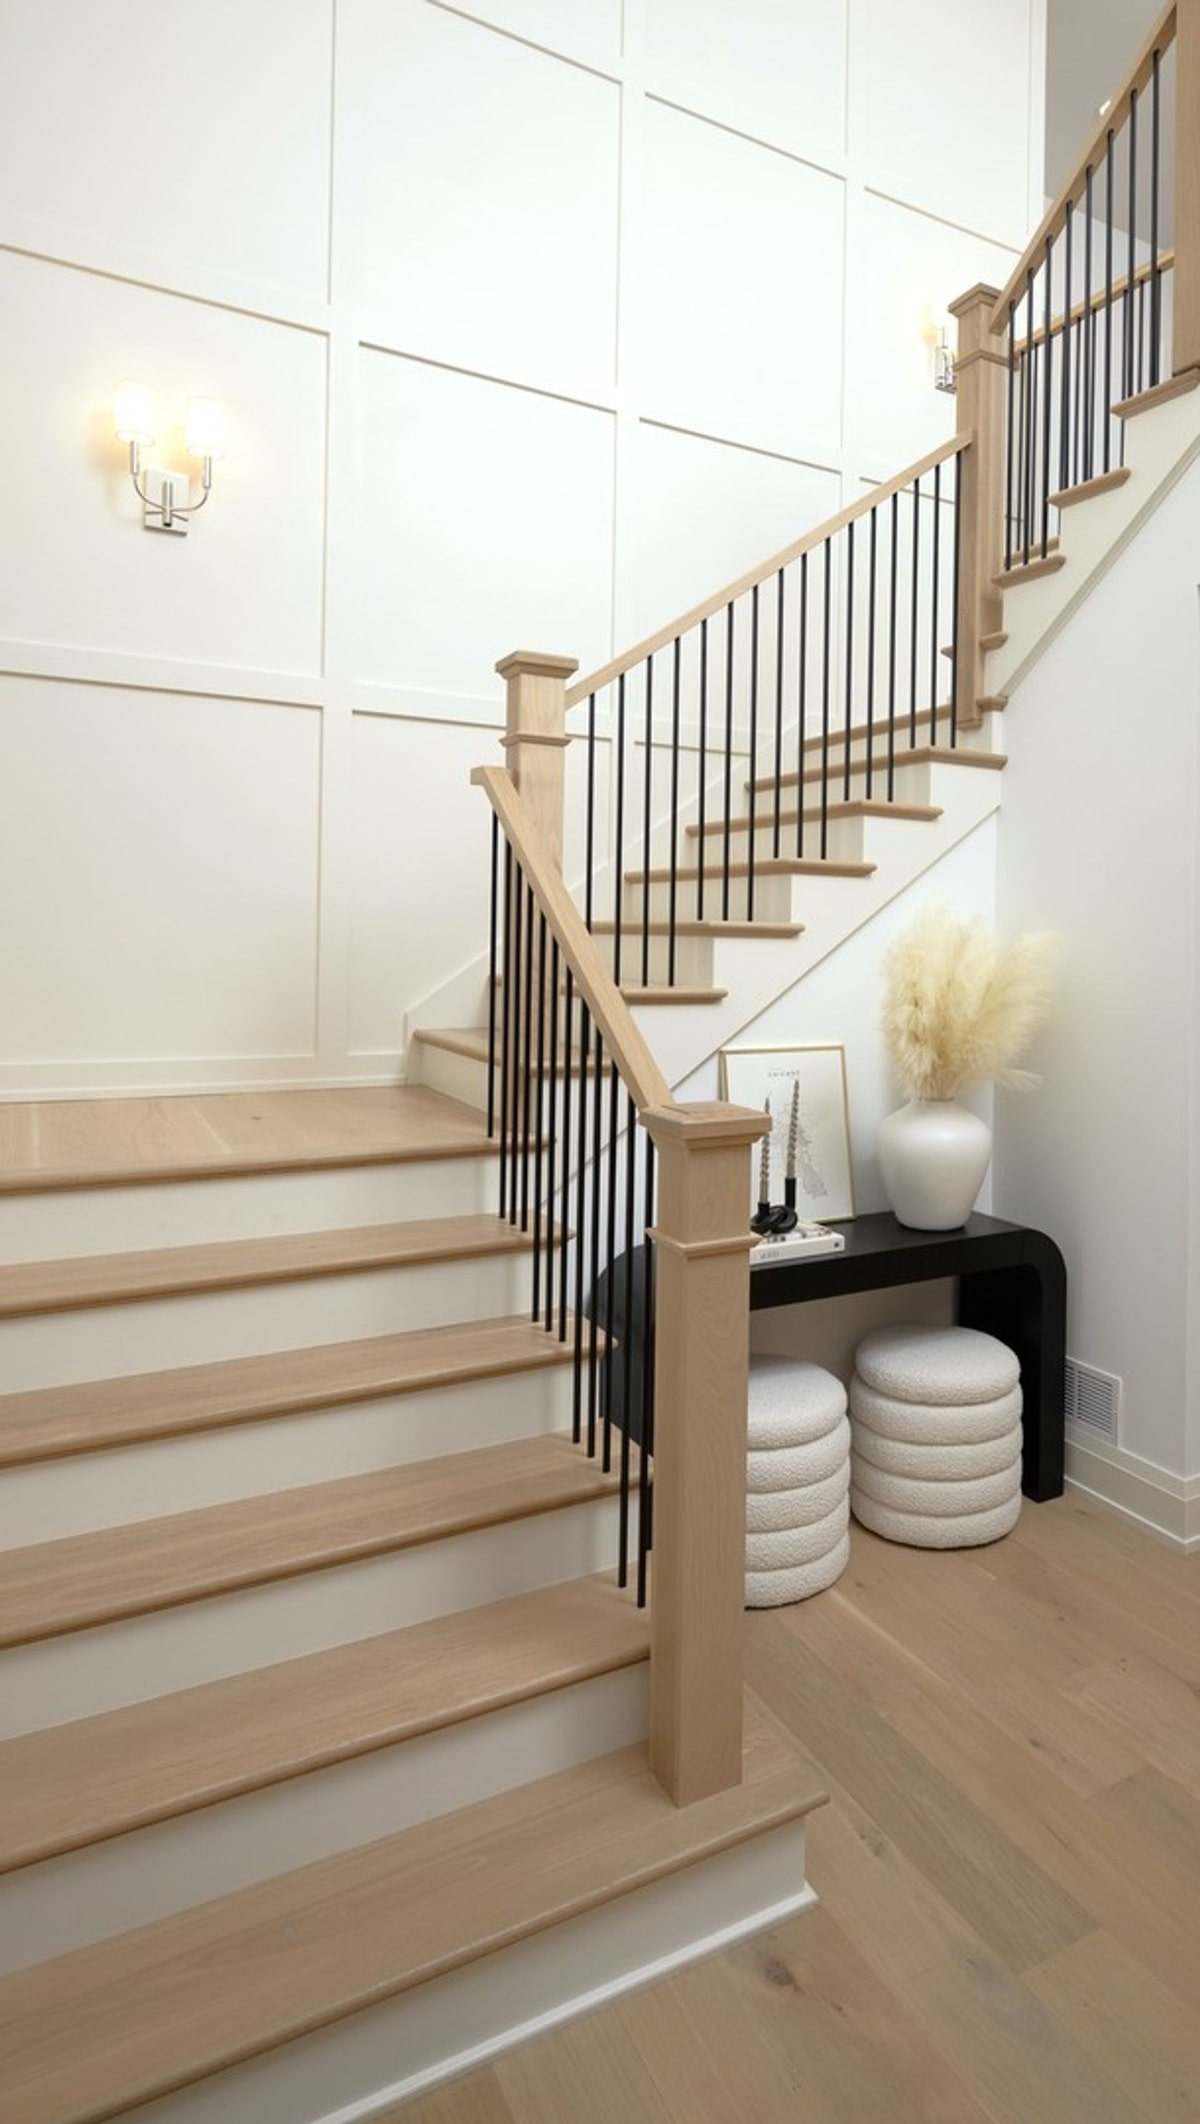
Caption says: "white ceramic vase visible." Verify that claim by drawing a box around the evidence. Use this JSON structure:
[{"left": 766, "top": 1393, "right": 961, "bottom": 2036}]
[{"left": 877, "top": 1098, "right": 992, "bottom": 1231}]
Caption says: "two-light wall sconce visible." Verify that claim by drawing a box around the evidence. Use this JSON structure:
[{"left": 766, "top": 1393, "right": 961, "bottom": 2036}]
[{"left": 113, "top": 381, "right": 225, "bottom": 535}]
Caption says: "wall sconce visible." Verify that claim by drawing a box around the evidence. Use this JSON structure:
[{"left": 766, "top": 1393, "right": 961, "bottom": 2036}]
[{"left": 113, "top": 381, "right": 225, "bottom": 536}]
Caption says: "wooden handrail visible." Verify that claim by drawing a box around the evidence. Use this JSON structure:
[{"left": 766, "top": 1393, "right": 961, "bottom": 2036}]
[
  {"left": 1010, "top": 247, "right": 1176, "bottom": 358},
  {"left": 471, "top": 763, "right": 674, "bottom": 1116},
  {"left": 565, "top": 434, "right": 969, "bottom": 709},
  {"left": 989, "top": 1, "right": 1177, "bottom": 334}
]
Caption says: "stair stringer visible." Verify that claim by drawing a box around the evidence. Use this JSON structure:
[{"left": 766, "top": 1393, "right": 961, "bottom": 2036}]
[{"left": 989, "top": 383, "right": 1200, "bottom": 703}]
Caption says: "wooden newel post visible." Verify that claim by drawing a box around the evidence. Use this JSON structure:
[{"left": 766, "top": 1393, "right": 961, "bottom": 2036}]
[
  {"left": 949, "top": 284, "right": 1007, "bottom": 732},
  {"left": 496, "top": 650, "right": 578, "bottom": 874},
  {"left": 642, "top": 1099, "right": 769, "bottom": 1808},
  {"left": 1175, "top": 0, "right": 1200, "bottom": 375}
]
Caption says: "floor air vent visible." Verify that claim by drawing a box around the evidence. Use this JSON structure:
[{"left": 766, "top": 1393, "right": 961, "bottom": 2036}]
[{"left": 1064, "top": 1357, "right": 1121, "bottom": 1441}]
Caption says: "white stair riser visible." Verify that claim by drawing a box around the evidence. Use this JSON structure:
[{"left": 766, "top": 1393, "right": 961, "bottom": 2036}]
[
  {"left": 686, "top": 813, "right": 866, "bottom": 867},
  {"left": 0, "top": 1251, "right": 534, "bottom": 1393},
  {"left": 0, "top": 1156, "right": 499, "bottom": 1265},
  {"left": 0, "top": 1663, "right": 650, "bottom": 1973},
  {"left": 590, "top": 930, "right": 713, "bottom": 988},
  {"left": 409, "top": 1041, "right": 489, "bottom": 1114},
  {"left": 748, "top": 714, "right": 997, "bottom": 783},
  {"left": 631, "top": 871, "right": 798, "bottom": 924},
  {"left": 0, "top": 1367, "right": 577, "bottom": 1547},
  {"left": 122, "top": 1821, "right": 813, "bottom": 2124},
  {"left": 0, "top": 1494, "right": 626, "bottom": 1736}
]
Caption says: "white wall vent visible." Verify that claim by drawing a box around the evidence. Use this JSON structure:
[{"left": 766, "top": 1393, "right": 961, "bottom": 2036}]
[{"left": 1064, "top": 1357, "right": 1121, "bottom": 1441}]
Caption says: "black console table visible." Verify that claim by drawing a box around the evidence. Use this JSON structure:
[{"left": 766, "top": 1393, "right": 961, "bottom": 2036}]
[{"left": 749, "top": 1211, "right": 1067, "bottom": 1501}]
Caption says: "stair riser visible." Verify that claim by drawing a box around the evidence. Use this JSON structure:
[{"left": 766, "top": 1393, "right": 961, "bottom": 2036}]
[
  {"left": 687, "top": 815, "right": 868, "bottom": 868},
  {"left": 0, "top": 1156, "right": 499, "bottom": 1265},
  {"left": 0, "top": 1495, "right": 626, "bottom": 1736},
  {"left": 0, "top": 1368, "right": 577, "bottom": 1547},
  {"left": 751, "top": 712, "right": 999, "bottom": 780},
  {"left": 116, "top": 1821, "right": 813, "bottom": 2124},
  {"left": 0, "top": 1252, "right": 534, "bottom": 1393},
  {"left": 629, "top": 871, "right": 800, "bottom": 925},
  {"left": 589, "top": 929, "right": 713, "bottom": 988},
  {"left": 411, "top": 1044, "right": 637, "bottom": 1158},
  {"left": 0, "top": 1663, "right": 650, "bottom": 1972}
]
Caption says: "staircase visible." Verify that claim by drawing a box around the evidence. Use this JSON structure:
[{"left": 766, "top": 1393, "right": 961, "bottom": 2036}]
[{"left": 0, "top": 1086, "right": 822, "bottom": 2122}]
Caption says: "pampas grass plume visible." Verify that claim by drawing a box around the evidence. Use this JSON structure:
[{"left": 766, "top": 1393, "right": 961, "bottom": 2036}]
[{"left": 882, "top": 906, "right": 1058, "bottom": 1102}]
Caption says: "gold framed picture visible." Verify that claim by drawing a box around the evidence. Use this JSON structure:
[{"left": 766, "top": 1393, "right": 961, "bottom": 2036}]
[{"left": 718, "top": 1042, "right": 855, "bottom": 1223}]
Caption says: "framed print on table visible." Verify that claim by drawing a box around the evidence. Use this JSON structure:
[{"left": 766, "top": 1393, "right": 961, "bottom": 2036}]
[{"left": 718, "top": 1042, "right": 855, "bottom": 1223}]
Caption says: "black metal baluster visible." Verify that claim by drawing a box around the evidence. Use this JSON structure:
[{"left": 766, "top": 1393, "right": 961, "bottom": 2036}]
[
  {"left": 531, "top": 911, "right": 547, "bottom": 1322},
  {"left": 1060, "top": 200, "right": 1073, "bottom": 495},
  {"left": 773, "top": 570, "right": 785, "bottom": 859},
  {"left": 949, "top": 447, "right": 963, "bottom": 748},
  {"left": 585, "top": 693, "right": 597, "bottom": 930},
  {"left": 1103, "top": 127, "right": 1114, "bottom": 470},
  {"left": 520, "top": 882, "right": 534, "bottom": 1233},
  {"left": 1006, "top": 302, "right": 1017, "bottom": 560},
  {"left": 637, "top": 1132, "right": 656, "bottom": 1608},
  {"left": 612, "top": 673, "right": 627, "bottom": 990},
  {"left": 1023, "top": 271, "right": 1035, "bottom": 561},
  {"left": 696, "top": 618, "right": 708, "bottom": 921},
  {"left": 722, "top": 603, "right": 735, "bottom": 921},
  {"left": 668, "top": 638, "right": 681, "bottom": 987},
  {"left": 507, "top": 858, "right": 524, "bottom": 1227},
  {"left": 1150, "top": 49, "right": 1162, "bottom": 384},
  {"left": 795, "top": 552, "right": 808, "bottom": 856},
  {"left": 747, "top": 582, "right": 760, "bottom": 921},
  {"left": 1041, "top": 234, "right": 1053, "bottom": 555},
  {"left": 486, "top": 813, "right": 498, "bottom": 1139},
  {"left": 602, "top": 1061, "right": 620, "bottom": 1473},
  {"left": 887, "top": 490, "right": 899, "bottom": 801},
  {"left": 1084, "top": 164, "right": 1095, "bottom": 479},
  {"left": 842, "top": 518, "right": 856, "bottom": 803},
  {"left": 930, "top": 459, "right": 942, "bottom": 745},
  {"left": 498, "top": 840, "right": 513, "bottom": 1221},
  {"left": 909, "top": 475, "right": 921, "bottom": 742},
  {"left": 820, "top": 541, "right": 832, "bottom": 856},
  {"left": 866, "top": 504, "right": 879, "bottom": 793},
  {"left": 618, "top": 1090, "right": 637, "bottom": 1587},
  {"left": 1126, "top": 88, "right": 1138, "bottom": 409},
  {"left": 544, "top": 934, "right": 560, "bottom": 1335},
  {"left": 571, "top": 996, "right": 591, "bottom": 1444},
  {"left": 1137, "top": 273, "right": 1146, "bottom": 397},
  {"left": 641, "top": 656, "right": 654, "bottom": 989},
  {"left": 558, "top": 965, "right": 573, "bottom": 1343},
  {"left": 587, "top": 1020, "right": 603, "bottom": 1457}
]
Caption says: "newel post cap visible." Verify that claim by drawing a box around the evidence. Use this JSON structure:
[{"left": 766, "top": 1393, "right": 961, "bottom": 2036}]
[{"left": 495, "top": 650, "right": 580, "bottom": 680}]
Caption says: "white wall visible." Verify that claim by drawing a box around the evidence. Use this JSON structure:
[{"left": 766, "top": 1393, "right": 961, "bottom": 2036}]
[
  {"left": 993, "top": 458, "right": 1200, "bottom": 1521},
  {"left": 0, "top": 0, "right": 1044, "bottom": 1096}
]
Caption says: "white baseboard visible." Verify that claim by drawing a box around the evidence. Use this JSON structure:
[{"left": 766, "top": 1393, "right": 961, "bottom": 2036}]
[
  {"left": 1064, "top": 1426, "right": 1200, "bottom": 1552},
  {"left": 122, "top": 1820, "right": 815, "bottom": 2124}
]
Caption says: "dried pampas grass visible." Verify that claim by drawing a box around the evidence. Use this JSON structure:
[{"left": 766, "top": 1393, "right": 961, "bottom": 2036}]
[{"left": 882, "top": 906, "right": 1058, "bottom": 1102}]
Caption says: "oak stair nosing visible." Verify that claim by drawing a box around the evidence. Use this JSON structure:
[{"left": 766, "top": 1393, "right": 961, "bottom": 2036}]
[
  {"left": 995, "top": 550, "right": 1066, "bottom": 587},
  {"left": 748, "top": 702, "right": 1005, "bottom": 785},
  {"left": 0, "top": 1574, "right": 650, "bottom": 1875},
  {"left": 1047, "top": 465, "right": 1131, "bottom": 509},
  {"left": 758, "top": 746, "right": 1006, "bottom": 796},
  {"left": 0, "top": 1313, "right": 581, "bottom": 1471},
  {"left": 0, "top": 1705, "right": 826, "bottom": 2124},
  {"left": 1113, "top": 366, "right": 1200, "bottom": 418},
  {"left": 687, "top": 801, "right": 942, "bottom": 842},
  {"left": 0, "top": 1433, "right": 628, "bottom": 1651},
  {"left": 590, "top": 918, "right": 804, "bottom": 939},
  {"left": 627, "top": 857, "right": 876, "bottom": 883},
  {"left": 0, "top": 1214, "right": 529, "bottom": 1324}
]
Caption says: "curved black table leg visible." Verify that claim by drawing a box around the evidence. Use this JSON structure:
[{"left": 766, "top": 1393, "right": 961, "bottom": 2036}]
[{"left": 957, "top": 1227, "right": 1067, "bottom": 1501}]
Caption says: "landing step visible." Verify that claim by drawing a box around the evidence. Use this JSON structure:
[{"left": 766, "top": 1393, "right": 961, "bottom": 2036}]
[
  {"left": 0, "top": 1086, "right": 491, "bottom": 1196},
  {"left": 628, "top": 857, "right": 875, "bottom": 883},
  {"left": 0, "top": 1705, "right": 824, "bottom": 2124},
  {"left": 995, "top": 550, "right": 1067, "bottom": 588},
  {"left": 0, "top": 1313, "right": 578, "bottom": 1470},
  {"left": 761, "top": 746, "right": 1006, "bottom": 795},
  {"left": 0, "top": 1433, "right": 623, "bottom": 1650},
  {"left": 0, "top": 1574, "right": 648, "bottom": 1874},
  {"left": 591, "top": 918, "right": 804, "bottom": 940},
  {"left": 1114, "top": 367, "right": 1200, "bottom": 418},
  {"left": 416, "top": 1026, "right": 600, "bottom": 1075},
  {"left": 688, "top": 800, "right": 941, "bottom": 841},
  {"left": 1047, "top": 465, "right": 1131, "bottom": 508},
  {"left": 0, "top": 1215, "right": 529, "bottom": 1323}
]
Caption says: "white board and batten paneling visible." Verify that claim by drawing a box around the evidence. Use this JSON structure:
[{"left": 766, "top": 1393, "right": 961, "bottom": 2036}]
[{"left": 0, "top": 0, "right": 1045, "bottom": 1095}]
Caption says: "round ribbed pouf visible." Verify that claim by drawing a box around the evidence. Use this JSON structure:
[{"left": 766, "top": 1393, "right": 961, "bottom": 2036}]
[
  {"left": 849, "top": 1324, "right": 1022, "bottom": 1550},
  {"left": 745, "top": 1358, "right": 850, "bottom": 1607}
]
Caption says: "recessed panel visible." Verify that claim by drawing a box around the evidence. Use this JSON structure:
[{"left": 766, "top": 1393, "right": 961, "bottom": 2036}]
[
  {"left": 854, "top": 0, "right": 1034, "bottom": 245},
  {"left": 338, "top": 1, "right": 620, "bottom": 393},
  {"left": 0, "top": 679, "right": 320, "bottom": 1062},
  {"left": 354, "top": 352, "right": 614, "bottom": 697},
  {"left": 850, "top": 194, "right": 1018, "bottom": 472},
  {"left": 629, "top": 424, "right": 841, "bottom": 642},
  {"left": 0, "top": 252, "right": 326, "bottom": 675},
  {"left": 0, "top": 0, "right": 332, "bottom": 298},
  {"left": 646, "top": 0, "right": 847, "bottom": 164},
  {"left": 640, "top": 104, "right": 844, "bottom": 459}
]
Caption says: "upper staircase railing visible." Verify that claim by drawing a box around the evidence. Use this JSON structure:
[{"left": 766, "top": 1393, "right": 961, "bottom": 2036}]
[{"left": 473, "top": 661, "right": 766, "bottom": 1809}]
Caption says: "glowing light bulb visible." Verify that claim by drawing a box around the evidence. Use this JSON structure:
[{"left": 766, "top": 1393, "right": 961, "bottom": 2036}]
[
  {"left": 113, "top": 380, "right": 157, "bottom": 447},
  {"left": 185, "top": 398, "right": 225, "bottom": 462}
]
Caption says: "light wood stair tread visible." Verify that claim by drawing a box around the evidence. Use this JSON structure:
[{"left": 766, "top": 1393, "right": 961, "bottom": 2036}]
[
  {"left": 0, "top": 1313, "right": 579, "bottom": 1470},
  {"left": 416, "top": 1026, "right": 601, "bottom": 1072},
  {"left": 0, "top": 1085, "right": 492, "bottom": 1196},
  {"left": 591, "top": 918, "right": 804, "bottom": 939},
  {"left": 995, "top": 550, "right": 1067, "bottom": 587},
  {"left": 688, "top": 801, "right": 942, "bottom": 839},
  {"left": 748, "top": 703, "right": 1005, "bottom": 786},
  {"left": 758, "top": 745, "right": 1006, "bottom": 795},
  {"left": 1047, "top": 465, "right": 1131, "bottom": 508},
  {"left": 615, "top": 984, "right": 727, "bottom": 1005},
  {"left": 0, "top": 1703, "right": 824, "bottom": 2124},
  {"left": 0, "top": 1433, "right": 623, "bottom": 1649},
  {"left": 0, "top": 1574, "right": 649, "bottom": 1874},
  {"left": 0, "top": 1214, "right": 529, "bottom": 1323},
  {"left": 1113, "top": 367, "right": 1200, "bottom": 418},
  {"left": 628, "top": 857, "right": 876, "bottom": 881}
]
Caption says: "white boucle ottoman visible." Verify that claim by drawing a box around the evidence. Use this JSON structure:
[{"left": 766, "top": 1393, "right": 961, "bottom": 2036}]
[
  {"left": 848, "top": 1324, "right": 1022, "bottom": 1550},
  {"left": 745, "top": 1358, "right": 850, "bottom": 1607}
]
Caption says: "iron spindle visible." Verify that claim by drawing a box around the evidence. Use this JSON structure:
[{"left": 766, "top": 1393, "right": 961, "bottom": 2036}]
[
  {"left": 1150, "top": 50, "right": 1162, "bottom": 382},
  {"left": 637, "top": 1132, "right": 656, "bottom": 1608},
  {"left": 697, "top": 618, "right": 708, "bottom": 921},
  {"left": 722, "top": 603, "right": 735, "bottom": 921},
  {"left": 930, "top": 460, "right": 942, "bottom": 743},
  {"left": 1041, "top": 234, "right": 1053, "bottom": 555},
  {"left": 747, "top": 581, "right": 760, "bottom": 920},
  {"left": 1023, "top": 271, "right": 1035, "bottom": 561},
  {"left": 619, "top": 1091, "right": 637, "bottom": 1587},
  {"left": 486, "top": 813, "right": 498, "bottom": 1139},
  {"left": 843, "top": 518, "right": 856, "bottom": 804},
  {"left": 820, "top": 541, "right": 832, "bottom": 858},
  {"left": 887, "top": 491, "right": 899, "bottom": 800},
  {"left": 558, "top": 965, "right": 574, "bottom": 1343},
  {"left": 498, "top": 841, "right": 513, "bottom": 1220},
  {"left": 1126, "top": 89, "right": 1138, "bottom": 406},
  {"left": 520, "top": 880, "right": 534, "bottom": 1233},
  {"left": 507, "top": 857, "right": 524, "bottom": 1226},
  {"left": 602, "top": 1060, "right": 620, "bottom": 1473},
  {"left": 544, "top": 933, "right": 560, "bottom": 1335},
  {"left": 909, "top": 475, "right": 921, "bottom": 739},
  {"left": 668, "top": 638, "right": 681, "bottom": 987},
  {"left": 866, "top": 503, "right": 878, "bottom": 791},
  {"left": 1060, "top": 201, "right": 1074, "bottom": 495},
  {"left": 585, "top": 693, "right": 597, "bottom": 928},
  {"left": 1084, "top": 164, "right": 1095, "bottom": 480},
  {"left": 641, "top": 657, "right": 654, "bottom": 988},
  {"left": 612, "top": 673, "right": 627, "bottom": 988},
  {"left": 1006, "top": 302, "right": 1017, "bottom": 560},
  {"left": 773, "top": 570, "right": 785, "bottom": 859},
  {"left": 949, "top": 448, "right": 962, "bottom": 747},
  {"left": 587, "top": 1019, "right": 604, "bottom": 1457},
  {"left": 796, "top": 552, "right": 809, "bottom": 857},
  {"left": 531, "top": 910, "right": 547, "bottom": 1321},
  {"left": 571, "top": 996, "right": 592, "bottom": 1445},
  {"left": 1104, "top": 130, "right": 1114, "bottom": 471}
]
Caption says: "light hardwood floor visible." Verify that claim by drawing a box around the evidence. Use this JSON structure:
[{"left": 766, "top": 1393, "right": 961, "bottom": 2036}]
[{"left": 393, "top": 1493, "right": 1200, "bottom": 2124}]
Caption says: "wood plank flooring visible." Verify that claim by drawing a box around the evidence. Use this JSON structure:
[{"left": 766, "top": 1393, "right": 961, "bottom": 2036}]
[{"left": 394, "top": 1494, "right": 1200, "bottom": 2124}]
